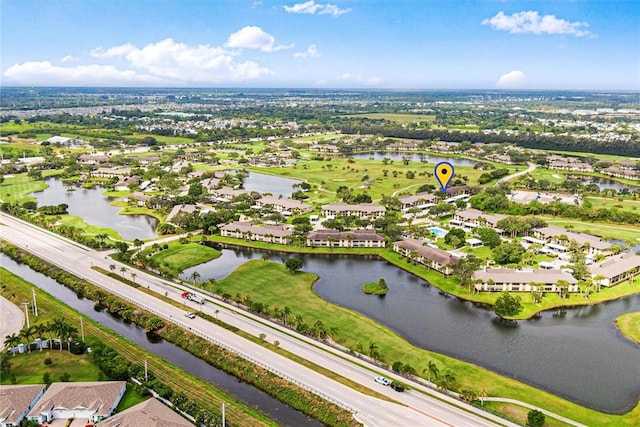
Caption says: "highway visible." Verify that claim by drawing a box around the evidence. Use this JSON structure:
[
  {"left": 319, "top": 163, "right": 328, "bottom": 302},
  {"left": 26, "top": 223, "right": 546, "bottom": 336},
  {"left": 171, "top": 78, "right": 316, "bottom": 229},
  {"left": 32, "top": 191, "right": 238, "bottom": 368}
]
[{"left": 1, "top": 212, "right": 516, "bottom": 426}]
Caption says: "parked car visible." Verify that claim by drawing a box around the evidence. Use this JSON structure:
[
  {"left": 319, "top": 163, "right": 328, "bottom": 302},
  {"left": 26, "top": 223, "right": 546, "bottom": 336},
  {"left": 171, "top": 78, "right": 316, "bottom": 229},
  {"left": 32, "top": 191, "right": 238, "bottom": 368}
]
[
  {"left": 374, "top": 376, "right": 391, "bottom": 386},
  {"left": 390, "top": 382, "right": 405, "bottom": 392},
  {"left": 185, "top": 312, "right": 196, "bottom": 319}
]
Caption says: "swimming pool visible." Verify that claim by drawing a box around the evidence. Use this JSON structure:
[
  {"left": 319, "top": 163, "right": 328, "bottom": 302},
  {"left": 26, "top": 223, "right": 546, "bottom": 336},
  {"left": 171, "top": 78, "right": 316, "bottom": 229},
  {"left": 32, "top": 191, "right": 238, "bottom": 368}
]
[{"left": 428, "top": 226, "right": 448, "bottom": 238}]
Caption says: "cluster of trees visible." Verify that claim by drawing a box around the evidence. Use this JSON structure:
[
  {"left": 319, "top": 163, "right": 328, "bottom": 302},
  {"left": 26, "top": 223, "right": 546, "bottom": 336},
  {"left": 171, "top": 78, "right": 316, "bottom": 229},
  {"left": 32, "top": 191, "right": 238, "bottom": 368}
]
[
  {"left": 339, "top": 124, "right": 640, "bottom": 156},
  {"left": 3, "top": 317, "right": 83, "bottom": 354},
  {"left": 478, "top": 168, "right": 510, "bottom": 184},
  {"left": 471, "top": 188, "right": 640, "bottom": 225}
]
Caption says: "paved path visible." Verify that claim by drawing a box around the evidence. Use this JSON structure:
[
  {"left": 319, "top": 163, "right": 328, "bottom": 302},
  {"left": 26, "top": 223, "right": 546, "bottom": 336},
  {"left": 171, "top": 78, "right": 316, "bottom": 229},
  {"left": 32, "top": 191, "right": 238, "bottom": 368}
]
[
  {"left": 0, "top": 295, "right": 25, "bottom": 351},
  {"left": 495, "top": 163, "right": 537, "bottom": 186}
]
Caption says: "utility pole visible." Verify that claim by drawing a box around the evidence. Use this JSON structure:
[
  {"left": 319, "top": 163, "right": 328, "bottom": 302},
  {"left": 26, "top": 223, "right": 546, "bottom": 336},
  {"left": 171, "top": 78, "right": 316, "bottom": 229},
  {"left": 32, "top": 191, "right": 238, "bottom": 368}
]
[
  {"left": 221, "top": 403, "right": 225, "bottom": 427},
  {"left": 80, "top": 317, "right": 85, "bottom": 342},
  {"left": 144, "top": 360, "right": 148, "bottom": 382},
  {"left": 32, "top": 289, "right": 38, "bottom": 317},
  {"left": 22, "top": 302, "right": 30, "bottom": 328}
]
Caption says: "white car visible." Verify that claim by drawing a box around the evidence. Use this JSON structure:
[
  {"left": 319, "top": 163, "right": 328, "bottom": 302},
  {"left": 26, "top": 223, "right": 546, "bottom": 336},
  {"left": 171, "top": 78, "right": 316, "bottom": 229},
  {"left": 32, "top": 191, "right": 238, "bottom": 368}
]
[
  {"left": 185, "top": 312, "right": 196, "bottom": 319},
  {"left": 374, "top": 376, "right": 391, "bottom": 386}
]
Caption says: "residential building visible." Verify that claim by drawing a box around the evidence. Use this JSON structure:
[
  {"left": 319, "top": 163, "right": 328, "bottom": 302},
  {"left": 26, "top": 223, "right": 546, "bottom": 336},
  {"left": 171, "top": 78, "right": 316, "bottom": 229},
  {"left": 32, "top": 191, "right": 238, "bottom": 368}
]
[
  {"left": 256, "top": 195, "right": 312, "bottom": 215},
  {"left": 210, "top": 187, "right": 250, "bottom": 201},
  {"left": 306, "top": 229, "right": 386, "bottom": 248},
  {"left": 397, "top": 192, "right": 438, "bottom": 212},
  {"left": 200, "top": 177, "right": 221, "bottom": 193},
  {"left": 473, "top": 269, "right": 579, "bottom": 293},
  {"left": 77, "top": 154, "right": 109, "bottom": 165},
  {"left": 392, "top": 238, "right": 459, "bottom": 274},
  {"left": 589, "top": 252, "right": 640, "bottom": 287},
  {"left": 0, "top": 384, "right": 46, "bottom": 427},
  {"left": 322, "top": 203, "right": 386, "bottom": 219},
  {"left": 453, "top": 208, "right": 506, "bottom": 229},
  {"left": 92, "top": 167, "right": 131, "bottom": 178},
  {"left": 123, "top": 192, "right": 152, "bottom": 207},
  {"left": 220, "top": 221, "right": 292, "bottom": 244},
  {"left": 533, "top": 226, "right": 612, "bottom": 255},
  {"left": 166, "top": 204, "right": 199, "bottom": 224},
  {"left": 27, "top": 381, "right": 126, "bottom": 424},
  {"left": 114, "top": 175, "right": 141, "bottom": 191},
  {"left": 96, "top": 398, "right": 192, "bottom": 427}
]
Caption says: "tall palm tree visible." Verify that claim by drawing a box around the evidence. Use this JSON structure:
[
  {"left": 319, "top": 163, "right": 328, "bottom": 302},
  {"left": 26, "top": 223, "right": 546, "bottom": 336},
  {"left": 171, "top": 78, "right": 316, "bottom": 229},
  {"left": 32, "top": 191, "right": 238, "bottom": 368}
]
[
  {"left": 283, "top": 306, "right": 292, "bottom": 327},
  {"left": 3, "top": 333, "right": 20, "bottom": 353},
  {"left": 19, "top": 326, "right": 36, "bottom": 353},
  {"left": 120, "top": 266, "right": 127, "bottom": 278}
]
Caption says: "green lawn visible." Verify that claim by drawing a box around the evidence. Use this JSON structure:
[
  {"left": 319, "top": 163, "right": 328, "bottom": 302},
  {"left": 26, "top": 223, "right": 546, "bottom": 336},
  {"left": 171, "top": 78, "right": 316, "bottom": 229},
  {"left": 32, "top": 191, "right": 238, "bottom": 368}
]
[
  {"left": 539, "top": 217, "right": 640, "bottom": 243},
  {"left": 0, "top": 171, "right": 62, "bottom": 204},
  {"left": 202, "top": 259, "right": 640, "bottom": 426},
  {"left": 150, "top": 242, "right": 221, "bottom": 273},
  {"left": 116, "top": 385, "right": 150, "bottom": 412},
  {"left": 1, "top": 350, "right": 103, "bottom": 385},
  {"left": 616, "top": 312, "right": 640, "bottom": 345},
  {"left": 0, "top": 267, "right": 272, "bottom": 427}
]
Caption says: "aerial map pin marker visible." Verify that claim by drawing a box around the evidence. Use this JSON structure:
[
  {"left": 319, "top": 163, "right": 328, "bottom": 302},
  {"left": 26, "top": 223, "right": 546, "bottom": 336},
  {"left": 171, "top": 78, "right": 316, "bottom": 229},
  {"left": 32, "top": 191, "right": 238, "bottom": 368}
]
[{"left": 434, "top": 162, "right": 454, "bottom": 191}]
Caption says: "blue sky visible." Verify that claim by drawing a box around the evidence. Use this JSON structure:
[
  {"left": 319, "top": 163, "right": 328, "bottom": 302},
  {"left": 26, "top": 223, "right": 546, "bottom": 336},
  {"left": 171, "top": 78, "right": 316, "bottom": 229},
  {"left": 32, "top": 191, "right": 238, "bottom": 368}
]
[{"left": 1, "top": 0, "right": 638, "bottom": 89}]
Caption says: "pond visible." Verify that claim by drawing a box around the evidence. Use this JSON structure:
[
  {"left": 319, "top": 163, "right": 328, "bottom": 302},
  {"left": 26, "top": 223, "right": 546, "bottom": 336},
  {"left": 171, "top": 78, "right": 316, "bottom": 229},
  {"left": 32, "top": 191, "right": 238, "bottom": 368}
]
[
  {"left": 241, "top": 172, "right": 301, "bottom": 198},
  {"left": 568, "top": 175, "right": 640, "bottom": 192},
  {"left": 350, "top": 152, "right": 479, "bottom": 167},
  {"left": 0, "top": 254, "right": 320, "bottom": 427},
  {"left": 184, "top": 245, "right": 640, "bottom": 414},
  {"left": 31, "top": 179, "right": 158, "bottom": 240}
]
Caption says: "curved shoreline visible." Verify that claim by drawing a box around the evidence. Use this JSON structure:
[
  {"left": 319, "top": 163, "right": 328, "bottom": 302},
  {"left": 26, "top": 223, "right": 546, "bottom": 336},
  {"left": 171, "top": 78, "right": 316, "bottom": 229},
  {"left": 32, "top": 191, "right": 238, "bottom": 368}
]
[{"left": 616, "top": 312, "right": 640, "bottom": 345}]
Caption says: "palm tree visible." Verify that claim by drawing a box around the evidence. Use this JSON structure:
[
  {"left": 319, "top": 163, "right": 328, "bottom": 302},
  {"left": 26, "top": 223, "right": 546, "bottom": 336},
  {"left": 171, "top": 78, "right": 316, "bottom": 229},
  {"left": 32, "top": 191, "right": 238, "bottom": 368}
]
[
  {"left": 96, "top": 233, "right": 108, "bottom": 249},
  {"left": 130, "top": 272, "right": 137, "bottom": 283},
  {"left": 36, "top": 323, "right": 48, "bottom": 350},
  {"left": 261, "top": 253, "right": 270, "bottom": 262},
  {"left": 3, "top": 333, "right": 20, "bottom": 353},
  {"left": 120, "top": 266, "right": 127, "bottom": 278},
  {"left": 109, "top": 264, "right": 116, "bottom": 274},
  {"left": 593, "top": 274, "right": 606, "bottom": 292},
  {"left": 424, "top": 360, "right": 439, "bottom": 383},
  {"left": 19, "top": 326, "right": 36, "bottom": 352},
  {"left": 190, "top": 271, "right": 201, "bottom": 283},
  {"left": 283, "top": 306, "right": 292, "bottom": 327},
  {"left": 368, "top": 341, "right": 380, "bottom": 361}
]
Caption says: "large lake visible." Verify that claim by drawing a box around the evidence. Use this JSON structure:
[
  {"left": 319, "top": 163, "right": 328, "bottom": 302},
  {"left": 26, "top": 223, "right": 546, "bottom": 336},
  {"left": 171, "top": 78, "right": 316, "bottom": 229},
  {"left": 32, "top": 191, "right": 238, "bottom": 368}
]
[
  {"left": 242, "top": 172, "right": 301, "bottom": 198},
  {"left": 32, "top": 179, "right": 158, "bottom": 240},
  {"left": 184, "top": 246, "right": 640, "bottom": 414}
]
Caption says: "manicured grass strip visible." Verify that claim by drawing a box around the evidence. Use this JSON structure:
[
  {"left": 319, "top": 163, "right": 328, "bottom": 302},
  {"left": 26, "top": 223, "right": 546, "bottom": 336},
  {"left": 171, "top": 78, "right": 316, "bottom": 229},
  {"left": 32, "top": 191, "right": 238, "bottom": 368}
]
[
  {"left": 482, "top": 401, "right": 576, "bottom": 427},
  {"left": 149, "top": 242, "right": 221, "bottom": 273},
  {"left": 1, "top": 244, "right": 360, "bottom": 427},
  {"left": 0, "top": 267, "right": 273, "bottom": 427},
  {"left": 206, "top": 259, "right": 640, "bottom": 427},
  {"left": 0, "top": 350, "right": 103, "bottom": 385},
  {"left": 0, "top": 171, "right": 61, "bottom": 204},
  {"left": 616, "top": 312, "right": 640, "bottom": 345}
]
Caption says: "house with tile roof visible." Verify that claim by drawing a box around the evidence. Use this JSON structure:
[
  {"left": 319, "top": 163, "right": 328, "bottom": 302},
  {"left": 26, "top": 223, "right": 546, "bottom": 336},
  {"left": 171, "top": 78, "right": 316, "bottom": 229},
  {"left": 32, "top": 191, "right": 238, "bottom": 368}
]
[
  {"left": 392, "top": 238, "right": 459, "bottom": 274},
  {"left": 27, "top": 381, "right": 126, "bottom": 424},
  {"left": 96, "top": 398, "right": 192, "bottom": 427},
  {"left": 0, "top": 384, "right": 46, "bottom": 427}
]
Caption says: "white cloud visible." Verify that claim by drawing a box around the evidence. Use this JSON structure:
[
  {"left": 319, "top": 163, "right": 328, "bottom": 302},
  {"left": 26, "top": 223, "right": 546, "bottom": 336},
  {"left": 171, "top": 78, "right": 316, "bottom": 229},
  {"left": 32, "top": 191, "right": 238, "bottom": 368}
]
[
  {"left": 90, "top": 43, "right": 137, "bottom": 58},
  {"left": 3, "top": 61, "right": 166, "bottom": 86},
  {"left": 294, "top": 44, "right": 320, "bottom": 58},
  {"left": 496, "top": 70, "right": 526, "bottom": 88},
  {"left": 226, "top": 26, "right": 293, "bottom": 52},
  {"left": 60, "top": 55, "right": 76, "bottom": 63},
  {"left": 367, "top": 77, "right": 383, "bottom": 86},
  {"left": 4, "top": 37, "right": 274, "bottom": 86},
  {"left": 483, "top": 11, "right": 592, "bottom": 37},
  {"left": 284, "top": 1, "right": 351, "bottom": 17},
  {"left": 339, "top": 72, "right": 355, "bottom": 80}
]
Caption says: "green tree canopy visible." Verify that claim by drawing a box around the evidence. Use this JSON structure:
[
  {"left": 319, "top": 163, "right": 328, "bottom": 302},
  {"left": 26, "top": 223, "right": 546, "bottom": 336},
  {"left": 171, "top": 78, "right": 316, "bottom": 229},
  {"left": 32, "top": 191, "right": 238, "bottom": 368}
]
[{"left": 494, "top": 293, "right": 523, "bottom": 318}]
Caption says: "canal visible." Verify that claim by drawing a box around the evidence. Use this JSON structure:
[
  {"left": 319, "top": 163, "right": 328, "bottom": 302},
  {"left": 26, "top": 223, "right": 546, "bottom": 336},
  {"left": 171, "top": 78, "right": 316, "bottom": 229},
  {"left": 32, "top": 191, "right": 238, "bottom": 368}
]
[{"left": 1, "top": 254, "right": 320, "bottom": 427}]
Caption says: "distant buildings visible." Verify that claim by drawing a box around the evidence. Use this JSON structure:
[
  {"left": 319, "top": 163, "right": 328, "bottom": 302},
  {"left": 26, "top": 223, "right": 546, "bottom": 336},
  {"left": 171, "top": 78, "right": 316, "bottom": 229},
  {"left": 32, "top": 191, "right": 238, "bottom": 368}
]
[{"left": 220, "top": 221, "right": 293, "bottom": 244}]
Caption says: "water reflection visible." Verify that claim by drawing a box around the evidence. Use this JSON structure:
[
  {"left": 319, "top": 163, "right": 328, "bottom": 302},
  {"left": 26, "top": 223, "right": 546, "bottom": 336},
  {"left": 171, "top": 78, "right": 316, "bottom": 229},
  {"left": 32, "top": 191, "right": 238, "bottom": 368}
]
[
  {"left": 31, "top": 179, "right": 157, "bottom": 240},
  {"left": 0, "top": 255, "right": 319, "bottom": 427},
  {"left": 242, "top": 172, "right": 301, "bottom": 198},
  {"left": 185, "top": 245, "right": 640, "bottom": 413}
]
